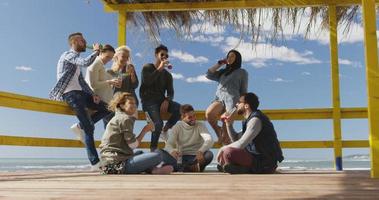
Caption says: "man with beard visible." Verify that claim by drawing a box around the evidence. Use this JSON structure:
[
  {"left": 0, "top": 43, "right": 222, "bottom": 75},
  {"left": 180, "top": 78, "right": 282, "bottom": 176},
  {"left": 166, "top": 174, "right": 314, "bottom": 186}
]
[
  {"left": 139, "top": 44, "right": 181, "bottom": 152},
  {"left": 49, "top": 32, "right": 110, "bottom": 171},
  {"left": 162, "top": 104, "right": 214, "bottom": 172},
  {"left": 217, "top": 92, "right": 284, "bottom": 174}
]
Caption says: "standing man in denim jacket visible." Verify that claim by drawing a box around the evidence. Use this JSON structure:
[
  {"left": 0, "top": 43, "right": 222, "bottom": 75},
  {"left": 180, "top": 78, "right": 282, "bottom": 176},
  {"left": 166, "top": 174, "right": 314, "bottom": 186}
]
[
  {"left": 49, "top": 32, "right": 110, "bottom": 170},
  {"left": 139, "top": 44, "right": 181, "bottom": 152}
]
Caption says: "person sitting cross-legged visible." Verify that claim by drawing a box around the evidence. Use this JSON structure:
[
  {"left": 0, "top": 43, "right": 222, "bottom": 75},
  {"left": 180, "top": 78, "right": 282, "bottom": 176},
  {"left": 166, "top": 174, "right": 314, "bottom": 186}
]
[
  {"left": 160, "top": 104, "right": 214, "bottom": 172},
  {"left": 217, "top": 92, "right": 284, "bottom": 174}
]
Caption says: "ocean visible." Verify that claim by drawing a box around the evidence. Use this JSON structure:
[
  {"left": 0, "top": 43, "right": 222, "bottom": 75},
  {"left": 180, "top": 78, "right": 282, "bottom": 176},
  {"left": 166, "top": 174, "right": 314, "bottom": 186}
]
[{"left": 0, "top": 154, "right": 370, "bottom": 172}]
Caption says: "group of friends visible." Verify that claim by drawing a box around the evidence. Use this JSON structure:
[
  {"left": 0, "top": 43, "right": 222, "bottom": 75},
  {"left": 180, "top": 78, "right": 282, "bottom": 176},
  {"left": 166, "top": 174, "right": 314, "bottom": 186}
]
[{"left": 49, "top": 32, "right": 284, "bottom": 175}]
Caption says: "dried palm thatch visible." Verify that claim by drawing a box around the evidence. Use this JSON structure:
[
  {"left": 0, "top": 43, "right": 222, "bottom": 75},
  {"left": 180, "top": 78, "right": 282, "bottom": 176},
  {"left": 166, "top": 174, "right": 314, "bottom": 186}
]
[{"left": 104, "top": 0, "right": 361, "bottom": 43}]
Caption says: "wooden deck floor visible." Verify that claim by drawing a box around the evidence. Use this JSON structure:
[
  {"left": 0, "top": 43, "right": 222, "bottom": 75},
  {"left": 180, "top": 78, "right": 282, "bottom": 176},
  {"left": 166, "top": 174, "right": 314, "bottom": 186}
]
[{"left": 0, "top": 170, "right": 378, "bottom": 199}]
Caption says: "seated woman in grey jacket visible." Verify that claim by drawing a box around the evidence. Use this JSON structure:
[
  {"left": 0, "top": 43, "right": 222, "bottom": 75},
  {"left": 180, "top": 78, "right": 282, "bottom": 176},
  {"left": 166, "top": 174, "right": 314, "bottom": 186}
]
[
  {"left": 99, "top": 92, "right": 174, "bottom": 174},
  {"left": 205, "top": 50, "right": 248, "bottom": 145}
]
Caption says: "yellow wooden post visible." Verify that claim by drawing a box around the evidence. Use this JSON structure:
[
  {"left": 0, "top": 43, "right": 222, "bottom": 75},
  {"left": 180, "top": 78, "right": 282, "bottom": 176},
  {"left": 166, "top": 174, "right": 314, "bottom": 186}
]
[
  {"left": 329, "top": 6, "right": 343, "bottom": 171},
  {"left": 118, "top": 11, "right": 127, "bottom": 46},
  {"left": 362, "top": 0, "right": 379, "bottom": 178}
]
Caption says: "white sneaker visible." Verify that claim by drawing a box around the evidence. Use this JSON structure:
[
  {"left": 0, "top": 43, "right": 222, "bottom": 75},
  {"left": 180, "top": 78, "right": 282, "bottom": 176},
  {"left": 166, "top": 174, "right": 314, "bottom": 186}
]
[
  {"left": 160, "top": 131, "right": 168, "bottom": 142},
  {"left": 70, "top": 123, "right": 85, "bottom": 144},
  {"left": 90, "top": 161, "right": 102, "bottom": 172}
]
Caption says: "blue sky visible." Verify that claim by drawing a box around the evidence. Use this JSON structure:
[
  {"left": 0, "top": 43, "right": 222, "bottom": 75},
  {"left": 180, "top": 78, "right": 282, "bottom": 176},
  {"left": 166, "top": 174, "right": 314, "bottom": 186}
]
[{"left": 0, "top": 0, "right": 374, "bottom": 160}]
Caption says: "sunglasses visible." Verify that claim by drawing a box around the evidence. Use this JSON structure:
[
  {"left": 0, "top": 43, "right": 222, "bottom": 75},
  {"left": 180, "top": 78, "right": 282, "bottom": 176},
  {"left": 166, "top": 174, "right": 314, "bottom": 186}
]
[{"left": 160, "top": 53, "right": 169, "bottom": 58}]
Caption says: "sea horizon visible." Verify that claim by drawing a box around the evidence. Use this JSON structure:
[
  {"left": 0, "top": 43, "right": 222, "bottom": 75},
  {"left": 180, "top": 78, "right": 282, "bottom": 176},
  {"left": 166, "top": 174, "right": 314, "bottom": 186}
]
[{"left": 0, "top": 154, "right": 370, "bottom": 172}]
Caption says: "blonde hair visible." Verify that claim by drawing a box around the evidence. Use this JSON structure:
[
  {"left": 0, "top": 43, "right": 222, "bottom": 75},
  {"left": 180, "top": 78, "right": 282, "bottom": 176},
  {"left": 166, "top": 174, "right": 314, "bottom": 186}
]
[
  {"left": 108, "top": 92, "right": 135, "bottom": 112},
  {"left": 112, "top": 45, "right": 132, "bottom": 71}
]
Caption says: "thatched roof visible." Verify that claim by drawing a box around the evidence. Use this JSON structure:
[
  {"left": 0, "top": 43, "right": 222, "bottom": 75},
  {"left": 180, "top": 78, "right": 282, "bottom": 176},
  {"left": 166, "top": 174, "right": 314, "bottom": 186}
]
[{"left": 103, "top": 0, "right": 360, "bottom": 43}]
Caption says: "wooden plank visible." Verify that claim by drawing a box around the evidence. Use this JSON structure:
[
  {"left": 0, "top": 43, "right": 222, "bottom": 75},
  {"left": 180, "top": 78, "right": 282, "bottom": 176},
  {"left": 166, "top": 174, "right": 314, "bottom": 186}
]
[
  {"left": 118, "top": 11, "right": 127, "bottom": 46},
  {"left": 329, "top": 5, "right": 343, "bottom": 170},
  {"left": 0, "top": 91, "right": 368, "bottom": 120},
  {"left": 0, "top": 135, "right": 369, "bottom": 149},
  {"left": 0, "top": 171, "right": 377, "bottom": 199},
  {"left": 102, "top": 0, "right": 379, "bottom": 12},
  {"left": 362, "top": 0, "right": 379, "bottom": 178}
]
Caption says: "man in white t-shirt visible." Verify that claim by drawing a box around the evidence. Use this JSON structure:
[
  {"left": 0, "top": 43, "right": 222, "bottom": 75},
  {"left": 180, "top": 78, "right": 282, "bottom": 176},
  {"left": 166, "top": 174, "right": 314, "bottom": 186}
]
[{"left": 49, "top": 32, "right": 111, "bottom": 171}]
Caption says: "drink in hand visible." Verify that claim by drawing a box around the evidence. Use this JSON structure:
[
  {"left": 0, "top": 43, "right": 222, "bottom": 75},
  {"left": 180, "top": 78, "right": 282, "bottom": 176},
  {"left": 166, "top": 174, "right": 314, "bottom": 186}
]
[
  {"left": 221, "top": 107, "right": 237, "bottom": 122},
  {"left": 145, "top": 112, "right": 155, "bottom": 131},
  {"left": 217, "top": 58, "right": 228, "bottom": 65}
]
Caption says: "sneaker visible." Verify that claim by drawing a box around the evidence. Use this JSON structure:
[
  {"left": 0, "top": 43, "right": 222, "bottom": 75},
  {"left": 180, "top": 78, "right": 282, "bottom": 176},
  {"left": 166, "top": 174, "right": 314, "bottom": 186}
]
[
  {"left": 90, "top": 161, "right": 102, "bottom": 172},
  {"left": 217, "top": 164, "right": 224, "bottom": 172},
  {"left": 70, "top": 123, "right": 85, "bottom": 144},
  {"left": 160, "top": 131, "right": 168, "bottom": 142},
  {"left": 223, "top": 163, "right": 251, "bottom": 174},
  {"left": 151, "top": 165, "right": 174, "bottom": 174}
]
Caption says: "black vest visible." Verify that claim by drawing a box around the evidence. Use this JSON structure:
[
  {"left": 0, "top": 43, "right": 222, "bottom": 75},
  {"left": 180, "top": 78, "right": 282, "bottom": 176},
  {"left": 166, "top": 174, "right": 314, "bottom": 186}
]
[{"left": 242, "top": 110, "right": 284, "bottom": 172}]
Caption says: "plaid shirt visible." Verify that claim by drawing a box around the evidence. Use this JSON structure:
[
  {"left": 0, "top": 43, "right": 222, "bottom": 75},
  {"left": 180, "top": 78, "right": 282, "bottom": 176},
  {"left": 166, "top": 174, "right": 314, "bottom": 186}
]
[{"left": 49, "top": 49, "right": 98, "bottom": 101}]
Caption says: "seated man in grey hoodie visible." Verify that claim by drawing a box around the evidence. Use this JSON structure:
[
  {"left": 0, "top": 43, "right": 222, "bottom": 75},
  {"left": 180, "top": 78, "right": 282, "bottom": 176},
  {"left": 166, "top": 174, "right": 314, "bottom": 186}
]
[{"left": 161, "top": 104, "right": 214, "bottom": 172}]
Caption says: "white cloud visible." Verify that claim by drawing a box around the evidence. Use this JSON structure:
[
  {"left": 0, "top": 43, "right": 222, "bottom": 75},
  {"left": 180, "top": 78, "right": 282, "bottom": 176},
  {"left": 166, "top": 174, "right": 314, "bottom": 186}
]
[
  {"left": 302, "top": 72, "right": 311, "bottom": 76},
  {"left": 339, "top": 58, "right": 353, "bottom": 65},
  {"left": 246, "top": 8, "right": 365, "bottom": 45},
  {"left": 135, "top": 52, "right": 142, "bottom": 58},
  {"left": 304, "top": 22, "right": 365, "bottom": 45},
  {"left": 223, "top": 36, "right": 321, "bottom": 68},
  {"left": 171, "top": 72, "right": 185, "bottom": 80},
  {"left": 270, "top": 78, "right": 293, "bottom": 83},
  {"left": 170, "top": 72, "right": 213, "bottom": 83},
  {"left": 21, "top": 80, "right": 29, "bottom": 82},
  {"left": 15, "top": 66, "right": 33, "bottom": 71},
  {"left": 185, "top": 74, "right": 212, "bottom": 83},
  {"left": 250, "top": 60, "right": 267, "bottom": 68},
  {"left": 170, "top": 50, "right": 209, "bottom": 64},
  {"left": 337, "top": 58, "right": 363, "bottom": 68},
  {"left": 187, "top": 35, "right": 225, "bottom": 46},
  {"left": 190, "top": 22, "right": 225, "bottom": 35}
]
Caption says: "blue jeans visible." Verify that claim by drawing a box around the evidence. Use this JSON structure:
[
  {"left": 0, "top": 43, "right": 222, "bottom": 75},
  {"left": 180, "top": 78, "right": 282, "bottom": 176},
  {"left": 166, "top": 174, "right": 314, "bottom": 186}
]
[
  {"left": 158, "top": 149, "right": 214, "bottom": 172},
  {"left": 62, "top": 90, "right": 110, "bottom": 165},
  {"left": 122, "top": 152, "right": 162, "bottom": 174},
  {"left": 142, "top": 99, "right": 181, "bottom": 151}
]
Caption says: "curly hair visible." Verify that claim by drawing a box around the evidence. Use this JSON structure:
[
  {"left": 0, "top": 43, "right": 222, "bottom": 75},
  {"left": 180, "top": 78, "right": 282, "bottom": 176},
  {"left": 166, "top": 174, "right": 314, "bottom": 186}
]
[{"left": 108, "top": 92, "right": 135, "bottom": 112}]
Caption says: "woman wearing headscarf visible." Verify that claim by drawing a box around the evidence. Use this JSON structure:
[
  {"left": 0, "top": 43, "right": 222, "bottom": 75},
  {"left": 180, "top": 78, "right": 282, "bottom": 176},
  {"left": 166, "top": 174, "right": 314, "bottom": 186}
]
[{"left": 205, "top": 50, "right": 248, "bottom": 145}]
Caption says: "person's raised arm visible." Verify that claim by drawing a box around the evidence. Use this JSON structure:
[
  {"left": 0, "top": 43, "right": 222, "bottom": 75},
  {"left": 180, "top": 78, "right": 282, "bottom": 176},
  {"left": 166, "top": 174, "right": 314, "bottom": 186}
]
[
  {"left": 65, "top": 50, "right": 99, "bottom": 67},
  {"left": 206, "top": 62, "right": 223, "bottom": 81}
]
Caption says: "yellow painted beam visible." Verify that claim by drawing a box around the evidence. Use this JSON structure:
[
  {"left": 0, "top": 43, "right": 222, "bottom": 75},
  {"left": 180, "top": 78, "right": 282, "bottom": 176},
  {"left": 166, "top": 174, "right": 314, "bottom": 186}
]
[
  {"left": 0, "top": 91, "right": 368, "bottom": 120},
  {"left": 362, "top": 0, "right": 379, "bottom": 178},
  {"left": 118, "top": 11, "right": 127, "bottom": 46},
  {"left": 329, "top": 5, "right": 343, "bottom": 171},
  {"left": 0, "top": 91, "right": 74, "bottom": 115},
  {"left": 341, "top": 107, "right": 368, "bottom": 118},
  {"left": 103, "top": 0, "right": 379, "bottom": 12},
  {"left": 0, "top": 135, "right": 369, "bottom": 149}
]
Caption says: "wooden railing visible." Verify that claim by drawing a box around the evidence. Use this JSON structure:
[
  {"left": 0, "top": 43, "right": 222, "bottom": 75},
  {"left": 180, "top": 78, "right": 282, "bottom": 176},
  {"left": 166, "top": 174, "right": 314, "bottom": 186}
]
[{"left": 0, "top": 91, "right": 369, "bottom": 149}]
